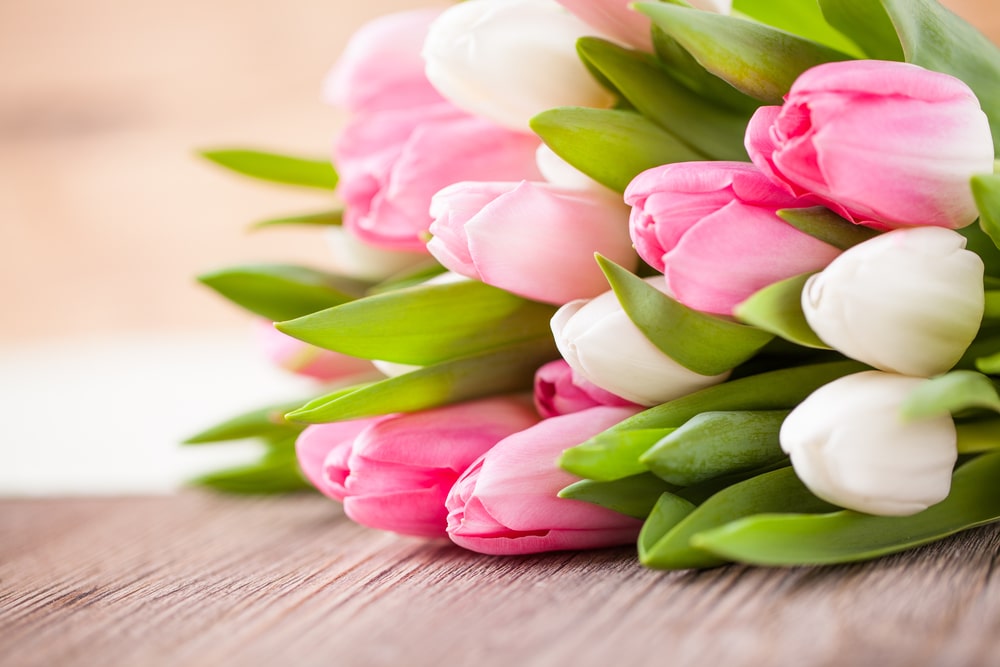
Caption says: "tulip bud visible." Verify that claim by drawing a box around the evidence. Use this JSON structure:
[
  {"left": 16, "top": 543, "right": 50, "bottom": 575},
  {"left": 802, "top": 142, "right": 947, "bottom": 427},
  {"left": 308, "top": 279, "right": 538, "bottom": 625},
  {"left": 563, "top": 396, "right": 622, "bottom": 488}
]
[
  {"left": 626, "top": 162, "right": 841, "bottom": 316},
  {"left": 427, "top": 180, "right": 636, "bottom": 305},
  {"left": 553, "top": 0, "right": 731, "bottom": 51},
  {"left": 295, "top": 398, "right": 540, "bottom": 538},
  {"left": 746, "top": 60, "right": 995, "bottom": 230},
  {"left": 446, "top": 406, "right": 644, "bottom": 555},
  {"left": 551, "top": 278, "right": 731, "bottom": 406},
  {"left": 780, "top": 371, "right": 958, "bottom": 516},
  {"left": 533, "top": 359, "right": 637, "bottom": 418},
  {"left": 422, "top": 0, "right": 616, "bottom": 133},
  {"left": 802, "top": 227, "right": 985, "bottom": 377},
  {"left": 256, "top": 320, "right": 374, "bottom": 381}
]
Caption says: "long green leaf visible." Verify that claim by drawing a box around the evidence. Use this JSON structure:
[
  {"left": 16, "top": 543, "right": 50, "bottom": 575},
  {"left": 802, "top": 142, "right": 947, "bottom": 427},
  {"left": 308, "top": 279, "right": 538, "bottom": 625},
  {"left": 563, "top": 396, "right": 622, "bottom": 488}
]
[
  {"left": 184, "top": 399, "right": 309, "bottom": 444},
  {"left": 817, "top": 0, "right": 904, "bottom": 61},
  {"left": 531, "top": 108, "right": 704, "bottom": 193},
  {"left": 190, "top": 446, "right": 313, "bottom": 495},
  {"left": 198, "top": 264, "right": 364, "bottom": 322},
  {"left": 598, "top": 256, "right": 774, "bottom": 376},
  {"left": 777, "top": 207, "right": 879, "bottom": 250},
  {"left": 559, "top": 474, "right": 678, "bottom": 519},
  {"left": 693, "top": 451, "right": 1000, "bottom": 566},
  {"left": 971, "top": 174, "right": 1000, "bottom": 256},
  {"left": 251, "top": 210, "right": 343, "bottom": 230},
  {"left": 734, "top": 0, "right": 864, "bottom": 57},
  {"left": 276, "top": 280, "right": 556, "bottom": 365},
  {"left": 201, "top": 149, "right": 338, "bottom": 189},
  {"left": 636, "top": 2, "right": 853, "bottom": 103},
  {"left": 286, "top": 339, "right": 557, "bottom": 423},
  {"left": 577, "top": 38, "right": 749, "bottom": 161},
  {"left": 734, "top": 273, "right": 831, "bottom": 349},
  {"left": 900, "top": 370, "right": 1000, "bottom": 419},
  {"left": 559, "top": 428, "right": 676, "bottom": 483}
]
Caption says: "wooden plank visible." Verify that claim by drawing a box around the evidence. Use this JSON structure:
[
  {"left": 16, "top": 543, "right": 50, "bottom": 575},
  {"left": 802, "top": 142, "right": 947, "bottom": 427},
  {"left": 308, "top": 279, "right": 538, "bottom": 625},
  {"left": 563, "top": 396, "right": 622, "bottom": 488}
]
[{"left": 2, "top": 492, "right": 999, "bottom": 666}]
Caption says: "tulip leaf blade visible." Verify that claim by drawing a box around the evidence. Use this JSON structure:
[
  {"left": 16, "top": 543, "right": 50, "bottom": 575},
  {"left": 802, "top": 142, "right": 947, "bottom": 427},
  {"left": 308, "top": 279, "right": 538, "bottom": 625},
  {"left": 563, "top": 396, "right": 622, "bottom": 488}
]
[
  {"left": 777, "top": 206, "right": 879, "bottom": 250},
  {"left": 597, "top": 255, "right": 775, "bottom": 376},
  {"left": 561, "top": 360, "right": 866, "bottom": 481},
  {"left": 184, "top": 399, "right": 310, "bottom": 445},
  {"left": 733, "top": 0, "right": 864, "bottom": 58},
  {"left": 276, "top": 280, "right": 556, "bottom": 366},
  {"left": 559, "top": 473, "right": 679, "bottom": 519},
  {"left": 559, "top": 428, "right": 675, "bottom": 481},
  {"left": 190, "top": 444, "right": 313, "bottom": 495},
  {"left": 734, "top": 272, "right": 831, "bottom": 349},
  {"left": 970, "top": 174, "right": 1000, "bottom": 254},
  {"left": 878, "top": 0, "right": 1000, "bottom": 153},
  {"left": 640, "top": 410, "right": 790, "bottom": 485},
  {"left": 691, "top": 451, "right": 1000, "bottom": 566},
  {"left": 530, "top": 108, "right": 704, "bottom": 193},
  {"left": 977, "top": 351, "right": 1000, "bottom": 375},
  {"left": 640, "top": 467, "right": 837, "bottom": 569},
  {"left": 956, "top": 419, "right": 1000, "bottom": 454},
  {"left": 285, "top": 339, "right": 557, "bottom": 423},
  {"left": 900, "top": 370, "right": 1000, "bottom": 419},
  {"left": 197, "top": 264, "right": 365, "bottom": 321},
  {"left": 638, "top": 493, "right": 698, "bottom": 564},
  {"left": 201, "top": 148, "right": 338, "bottom": 190},
  {"left": 636, "top": 2, "right": 853, "bottom": 103},
  {"left": 576, "top": 37, "right": 749, "bottom": 161},
  {"left": 251, "top": 210, "right": 344, "bottom": 230},
  {"left": 816, "top": 0, "right": 905, "bottom": 61}
]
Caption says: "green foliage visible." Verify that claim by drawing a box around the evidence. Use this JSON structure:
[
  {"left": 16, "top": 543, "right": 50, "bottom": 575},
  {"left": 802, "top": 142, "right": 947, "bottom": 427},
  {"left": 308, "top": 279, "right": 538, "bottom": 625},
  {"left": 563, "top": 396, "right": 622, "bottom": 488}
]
[
  {"left": 900, "top": 370, "right": 1000, "bottom": 419},
  {"left": 559, "top": 474, "right": 678, "bottom": 519},
  {"left": 734, "top": 0, "right": 864, "bottom": 56},
  {"left": 251, "top": 210, "right": 343, "bottom": 230},
  {"left": 734, "top": 273, "right": 831, "bottom": 349},
  {"left": 201, "top": 148, "right": 338, "bottom": 189},
  {"left": 817, "top": 0, "right": 905, "bottom": 60},
  {"left": 777, "top": 207, "right": 879, "bottom": 250}
]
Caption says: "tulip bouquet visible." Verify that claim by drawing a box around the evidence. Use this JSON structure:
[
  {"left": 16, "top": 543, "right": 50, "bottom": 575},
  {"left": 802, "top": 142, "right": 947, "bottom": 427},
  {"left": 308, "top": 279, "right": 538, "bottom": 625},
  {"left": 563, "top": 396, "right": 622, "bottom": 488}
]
[{"left": 190, "top": 0, "right": 1000, "bottom": 569}]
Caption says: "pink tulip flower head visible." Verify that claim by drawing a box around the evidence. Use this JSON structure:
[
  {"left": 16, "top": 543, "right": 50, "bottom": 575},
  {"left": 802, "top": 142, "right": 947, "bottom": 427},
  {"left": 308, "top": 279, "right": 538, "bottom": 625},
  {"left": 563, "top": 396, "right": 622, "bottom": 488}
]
[
  {"left": 625, "top": 161, "right": 841, "bottom": 315},
  {"left": 533, "top": 359, "right": 637, "bottom": 418},
  {"left": 256, "top": 320, "right": 374, "bottom": 382},
  {"left": 746, "top": 60, "right": 995, "bottom": 230},
  {"left": 446, "top": 406, "right": 645, "bottom": 555}
]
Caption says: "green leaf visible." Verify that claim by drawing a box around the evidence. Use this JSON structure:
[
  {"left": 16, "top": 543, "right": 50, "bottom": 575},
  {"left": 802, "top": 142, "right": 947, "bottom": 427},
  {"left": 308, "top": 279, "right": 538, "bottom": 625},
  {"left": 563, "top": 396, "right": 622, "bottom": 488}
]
[
  {"left": 276, "top": 280, "right": 556, "bottom": 366},
  {"left": 286, "top": 339, "right": 557, "bottom": 423},
  {"left": 971, "top": 174, "right": 1000, "bottom": 256},
  {"left": 985, "top": 291, "right": 1000, "bottom": 320},
  {"left": 733, "top": 0, "right": 864, "bottom": 57},
  {"left": 251, "top": 210, "right": 343, "bottom": 230},
  {"left": 816, "top": 0, "right": 904, "bottom": 61},
  {"left": 190, "top": 446, "right": 312, "bottom": 495},
  {"left": 900, "top": 370, "right": 1000, "bottom": 419},
  {"left": 692, "top": 451, "right": 1000, "bottom": 566},
  {"left": 777, "top": 207, "right": 879, "bottom": 250},
  {"left": 559, "top": 474, "right": 678, "bottom": 519},
  {"left": 559, "top": 428, "right": 676, "bottom": 483},
  {"left": 641, "top": 410, "right": 790, "bottom": 485},
  {"left": 598, "top": 255, "right": 774, "bottom": 376},
  {"left": 576, "top": 38, "right": 750, "bottom": 161},
  {"left": 880, "top": 0, "right": 1000, "bottom": 154},
  {"left": 184, "top": 400, "right": 308, "bottom": 444},
  {"left": 530, "top": 108, "right": 704, "bottom": 193},
  {"left": 201, "top": 148, "right": 338, "bottom": 189},
  {"left": 198, "top": 264, "right": 365, "bottom": 322},
  {"left": 733, "top": 273, "right": 831, "bottom": 349},
  {"left": 638, "top": 493, "right": 698, "bottom": 562},
  {"left": 957, "top": 419, "right": 1000, "bottom": 454},
  {"left": 560, "top": 360, "right": 866, "bottom": 480},
  {"left": 640, "top": 467, "right": 837, "bottom": 569},
  {"left": 636, "top": 2, "right": 853, "bottom": 103},
  {"left": 978, "top": 351, "right": 1000, "bottom": 375}
]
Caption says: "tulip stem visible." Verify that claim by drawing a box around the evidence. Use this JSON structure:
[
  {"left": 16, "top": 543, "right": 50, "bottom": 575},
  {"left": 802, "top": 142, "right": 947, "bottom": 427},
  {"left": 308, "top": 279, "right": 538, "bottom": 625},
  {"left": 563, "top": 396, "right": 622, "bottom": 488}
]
[{"left": 956, "top": 419, "right": 1000, "bottom": 453}]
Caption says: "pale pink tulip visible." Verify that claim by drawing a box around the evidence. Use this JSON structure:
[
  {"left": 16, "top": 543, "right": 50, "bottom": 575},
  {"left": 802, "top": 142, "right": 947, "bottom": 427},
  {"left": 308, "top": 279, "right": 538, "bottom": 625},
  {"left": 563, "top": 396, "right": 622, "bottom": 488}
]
[
  {"left": 256, "top": 320, "right": 374, "bottom": 381},
  {"left": 533, "top": 360, "right": 636, "bottom": 418},
  {"left": 625, "top": 161, "right": 841, "bottom": 315},
  {"left": 446, "top": 406, "right": 645, "bottom": 555},
  {"left": 296, "top": 398, "right": 540, "bottom": 538},
  {"left": 746, "top": 60, "right": 994, "bottom": 230},
  {"left": 427, "top": 180, "right": 636, "bottom": 305},
  {"left": 553, "top": 0, "right": 731, "bottom": 51}
]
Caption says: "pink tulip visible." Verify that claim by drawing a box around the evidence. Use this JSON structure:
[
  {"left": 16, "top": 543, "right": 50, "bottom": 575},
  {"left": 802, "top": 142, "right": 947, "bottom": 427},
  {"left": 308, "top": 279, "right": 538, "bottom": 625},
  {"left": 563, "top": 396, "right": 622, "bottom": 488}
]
[
  {"left": 746, "top": 60, "right": 994, "bottom": 230},
  {"left": 295, "top": 398, "right": 540, "bottom": 538},
  {"left": 427, "top": 180, "right": 637, "bottom": 305},
  {"left": 256, "top": 320, "right": 374, "bottom": 381},
  {"left": 533, "top": 359, "right": 636, "bottom": 418},
  {"left": 553, "top": 0, "right": 731, "bottom": 51},
  {"left": 328, "top": 10, "right": 543, "bottom": 252},
  {"left": 446, "top": 406, "right": 645, "bottom": 555},
  {"left": 625, "top": 161, "right": 841, "bottom": 315}
]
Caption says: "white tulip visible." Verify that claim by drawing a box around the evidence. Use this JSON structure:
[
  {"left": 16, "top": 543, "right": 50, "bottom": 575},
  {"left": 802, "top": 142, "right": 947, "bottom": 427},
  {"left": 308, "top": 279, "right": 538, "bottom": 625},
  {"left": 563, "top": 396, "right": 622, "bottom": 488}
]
[
  {"left": 422, "top": 0, "right": 616, "bottom": 133},
  {"left": 781, "top": 371, "right": 958, "bottom": 516},
  {"left": 802, "top": 227, "right": 984, "bottom": 377},
  {"left": 326, "top": 227, "right": 427, "bottom": 282},
  {"left": 550, "top": 278, "right": 730, "bottom": 406}
]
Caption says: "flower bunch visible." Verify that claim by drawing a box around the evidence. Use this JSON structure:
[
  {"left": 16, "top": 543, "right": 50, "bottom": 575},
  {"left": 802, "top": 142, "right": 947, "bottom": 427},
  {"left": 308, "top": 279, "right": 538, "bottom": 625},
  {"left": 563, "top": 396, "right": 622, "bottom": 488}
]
[{"left": 192, "top": 0, "right": 1000, "bottom": 568}]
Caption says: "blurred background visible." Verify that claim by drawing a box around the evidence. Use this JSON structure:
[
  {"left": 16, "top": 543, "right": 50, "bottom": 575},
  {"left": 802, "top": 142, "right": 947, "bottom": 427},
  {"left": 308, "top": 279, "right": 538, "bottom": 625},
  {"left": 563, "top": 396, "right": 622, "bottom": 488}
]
[{"left": 0, "top": 0, "right": 995, "bottom": 494}]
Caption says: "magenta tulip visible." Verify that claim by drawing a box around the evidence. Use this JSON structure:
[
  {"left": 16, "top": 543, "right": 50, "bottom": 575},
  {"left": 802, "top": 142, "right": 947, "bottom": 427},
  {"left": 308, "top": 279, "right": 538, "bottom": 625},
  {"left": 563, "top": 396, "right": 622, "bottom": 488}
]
[
  {"left": 327, "top": 10, "right": 542, "bottom": 252},
  {"left": 295, "top": 398, "right": 540, "bottom": 538},
  {"left": 256, "top": 320, "right": 374, "bottom": 382},
  {"left": 533, "top": 359, "right": 636, "bottom": 418},
  {"left": 427, "top": 180, "right": 637, "bottom": 305},
  {"left": 445, "top": 406, "right": 645, "bottom": 555},
  {"left": 746, "top": 60, "right": 994, "bottom": 230},
  {"left": 625, "top": 161, "right": 841, "bottom": 315}
]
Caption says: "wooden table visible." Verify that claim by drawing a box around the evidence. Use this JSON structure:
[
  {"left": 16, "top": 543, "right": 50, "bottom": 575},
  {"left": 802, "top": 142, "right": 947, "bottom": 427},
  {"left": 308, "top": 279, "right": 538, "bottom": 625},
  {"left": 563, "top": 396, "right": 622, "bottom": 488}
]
[{"left": 3, "top": 491, "right": 999, "bottom": 666}]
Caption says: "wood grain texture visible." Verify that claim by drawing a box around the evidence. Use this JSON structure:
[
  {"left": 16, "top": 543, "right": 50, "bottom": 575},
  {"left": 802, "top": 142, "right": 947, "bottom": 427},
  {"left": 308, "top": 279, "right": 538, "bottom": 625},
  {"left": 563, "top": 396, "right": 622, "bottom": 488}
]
[{"left": 2, "top": 492, "right": 1000, "bottom": 667}]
